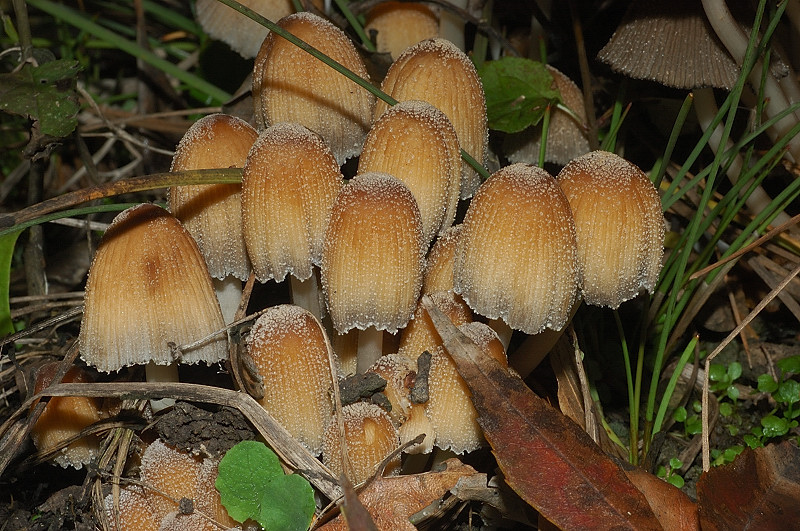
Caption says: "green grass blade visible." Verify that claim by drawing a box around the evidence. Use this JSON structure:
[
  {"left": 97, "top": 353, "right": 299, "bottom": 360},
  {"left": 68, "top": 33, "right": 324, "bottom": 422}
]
[{"left": 0, "top": 230, "right": 22, "bottom": 337}]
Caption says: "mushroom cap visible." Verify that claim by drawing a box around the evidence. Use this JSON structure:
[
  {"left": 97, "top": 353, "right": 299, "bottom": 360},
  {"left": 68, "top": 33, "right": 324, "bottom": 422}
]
[
  {"left": 242, "top": 122, "right": 343, "bottom": 283},
  {"left": 365, "top": 2, "right": 439, "bottom": 60},
  {"left": 504, "top": 65, "right": 591, "bottom": 166},
  {"left": 597, "top": 0, "right": 739, "bottom": 90},
  {"left": 321, "top": 172, "right": 425, "bottom": 334},
  {"left": 397, "top": 290, "right": 472, "bottom": 362},
  {"left": 454, "top": 163, "right": 579, "bottom": 334},
  {"left": 422, "top": 224, "right": 462, "bottom": 294},
  {"left": 79, "top": 204, "right": 227, "bottom": 372},
  {"left": 31, "top": 364, "right": 103, "bottom": 469},
  {"left": 246, "top": 304, "right": 335, "bottom": 455},
  {"left": 253, "top": 12, "right": 375, "bottom": 164},
  {"left": 195, "top": 0, "right": 295, "bottom": 58},
  {"left": 367, "top": 353, "right": 417, "bottom": 425},
  {"left": 556, "top": 151, "right": 665, "bottom": 309},
  {"left": 375, "top": 38, "right": 488, "bottom": 199},
  {"left": 358, "top": 100, "right": 461, "bottom": 246},
  {"left": 169, "top": 113, "right": 258, "bottom": 281},
  {"left": 427, "top": 321, "right": 507, "bottom": 454},
  {"left": 323, "top": 401, "right": 400, "bottom": 484}
]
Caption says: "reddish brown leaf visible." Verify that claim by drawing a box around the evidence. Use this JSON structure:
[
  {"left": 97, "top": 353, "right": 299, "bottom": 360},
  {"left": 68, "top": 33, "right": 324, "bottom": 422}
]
[
  {"left": 319, "top": 459, "right": 478, "bottom": 530},
  {"left": 623, "top": 466, "right": 699, "bottom": 530},
  {"left": 697, "top": 440, "right": 800, "bottom": 529},
  {"left": 422, "top": 295, "right": 662, "bottom": 530}
]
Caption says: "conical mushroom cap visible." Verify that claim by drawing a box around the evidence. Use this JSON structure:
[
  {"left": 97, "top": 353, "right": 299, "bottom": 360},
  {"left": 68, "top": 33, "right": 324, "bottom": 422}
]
[
  {"left": 169, "top": 113, "right": 257, "bottom": 280},
  {"left": 321, "top": 172, "right": 425, "bottom": 334},
  {"left": 247, "top": 304, "right": 335, "bottom": 455},
  {"left": 242, "top": 122, "right": 343, "bottom": 283},
  {"left": 557, "top": 151, "right": 665, "bottom": 308},
  {"left": 375, "top": 38, "right": 488, "bottom": 199},
  {"left": 454, "top": 163, "right": 579, "bottom": 334},
  {"left": 253, "top": 12, "right": 375, "bottom": 165},
  {"left": 397, "top": 290, "right": 472, "bottom": 361},
  {"left": 359, "top": 100, "right": 461, "bottom": 246},
  {"left": 79, "top": 204, "right": 227, "bottom": 372}
]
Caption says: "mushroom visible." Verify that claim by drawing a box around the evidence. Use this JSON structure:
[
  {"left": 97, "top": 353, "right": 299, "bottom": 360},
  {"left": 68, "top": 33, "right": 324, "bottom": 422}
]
[
  {"left": 246, "top": 304, "right": 335, "bottom": 455},
  {"left": 322, "top": 401, "right": 400, "bottom": 485},
  {"left": 453, "top": 163, "right": 579, "bottom": 343},
  {"left": 321, "top": 172, "right": 425, "bottom": 373},
  {"left": 426, "top": 321, "right": 508, "bottom": 454},
  {"left": 364, "top": 2, "right": 439, "bottom": 60},
  {"left": 195, "top": 0, "right": 295, "bottom": 59},
  {"left": 358, "top": 100, "right": 461, "bottom": 246},
  {"left": 79, "top": 204, "right": 227, "bottom": 410},
  {"left": 421, "top": 224, "right": 462, "bottom": 295},
  {"left": 169, "top": 113, "right": 258, "bottom": 323},
  {"left": 253, "top": 12, "right": 376, "bottom": 165},
  {"left": 241, "top": 122, "right": 343, "bottom": 318},
  {"left": 105, "top": 439, "right": 238, "bottom": 531},
  {"left": 503, "top": 65, "right": 591, "bottom": 166},
  {"left": 556, "top": 151, "right": 665, "bottom": 309},
  {"left": 30, "top": 363, "right": 104, "bottom": 469},
  {"left": 375, "top": 38, "right": 488, "bottom": 199},
  {"left": 397, "top": 290, "right": 472, "bottom": 363}
]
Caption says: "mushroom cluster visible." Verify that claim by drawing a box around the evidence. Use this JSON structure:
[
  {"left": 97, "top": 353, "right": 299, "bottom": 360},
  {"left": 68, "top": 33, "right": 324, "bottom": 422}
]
[{"left": 66, "top": 9, "right": 667, "bottom": 526}]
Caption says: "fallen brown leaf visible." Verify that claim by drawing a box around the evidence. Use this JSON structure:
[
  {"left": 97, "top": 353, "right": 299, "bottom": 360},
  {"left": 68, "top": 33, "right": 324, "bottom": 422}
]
[
  {"left": 318, "top": 459, "right": 478, "bottom": 530},
  {"left": 422, "top": 295, "right": 662, "bottom": 530},
  {"left": 623, "top": 466, "right": 699, "bottom": 530},
  {"left": 697, "top": 440, "right": 800, "bottom": 529}
]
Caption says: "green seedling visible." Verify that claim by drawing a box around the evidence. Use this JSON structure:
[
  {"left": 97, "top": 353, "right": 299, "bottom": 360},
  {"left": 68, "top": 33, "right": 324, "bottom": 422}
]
[
  {"left": 710, "top": 445, "right": 744, "bottom": 467},
  {"left": 709, "top": 361, "right": 742, "bottom": 402},
  {"left": 216, "top": 441, "right": 315, "bottom": 531},
  {"left": 745, "top": 355, "right": 800, "bottom": 449},
  {"left": 656, "top": 457, "right": 685, "bottom": 489}
]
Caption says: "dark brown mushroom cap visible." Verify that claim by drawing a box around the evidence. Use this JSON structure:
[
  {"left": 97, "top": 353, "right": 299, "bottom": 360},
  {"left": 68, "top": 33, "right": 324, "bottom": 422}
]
[{"left": 597, "top": 0, "right": 739, "bottom": 90}]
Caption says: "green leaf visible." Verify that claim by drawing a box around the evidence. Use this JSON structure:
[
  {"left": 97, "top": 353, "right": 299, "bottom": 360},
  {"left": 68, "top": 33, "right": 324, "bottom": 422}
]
[
  {"left": 216, "top": 441, "right": 315, "bottom": 531},
  {"left": 477, "top": 57, "right": 561, "bottom": 133},
  {"left": 0, "top": 230, "right": 22, "bottom": 336},
  {"left": 667, "top": 474, "right": 685, "bottom": 489},
  {"left": 719, "top": 402, "right": 733, "bottom": 417},
  {"left": 0, "top": 59, "right": 82, "bottom": 138},
  {"left": 673, "top": 406, "right": 687, "bottom": 423},
  {"left": 776, "top": 380, "right": 800, "bottom": 406},
  {"left": 685, "top": 414, "right": 702, "bottom": 435},
  {"left": 758, "top": 373, "right": 779, "bottom": 393},
  {"left": 761, "top": 414, "right": 790, "bottom": 438},
  {"left": 708, "top": 363, "right": 727, "bottom": 383},
  {"left": 777, "top": 355, "right": 800, "bottom": 375},
  {"left": 669, "top": 457, "right": 682, "bottom": 470},
  {"left": 727, "top": 362, "right": 742, "bottom": 381}
]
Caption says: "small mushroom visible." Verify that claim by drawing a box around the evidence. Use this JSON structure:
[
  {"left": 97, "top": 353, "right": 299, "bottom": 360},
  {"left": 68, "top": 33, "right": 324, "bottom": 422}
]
[
  {"left": 364, "top": 2, "right": 439, "bottom": 60},
  {"left": 375, "top": 38, "right": 488, "bottom": 199},
  {"left": 397, "top": 290, "right": 472, "bottom": 362},
  {"left": 556, "top": 150, "right": 665, "bottom": 309},
  {"left": 195, "top": 0, "right": 295, "bottom": 58},
  {"left": 246, "top": 304, "right": 335, "bottom": 455},
  {"left": 253, "top": 12, "right": 376, "bottom": 165}
]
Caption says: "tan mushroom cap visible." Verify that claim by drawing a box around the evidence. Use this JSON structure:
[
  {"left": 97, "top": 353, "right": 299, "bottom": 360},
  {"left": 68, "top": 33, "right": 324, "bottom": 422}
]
[
  {"left": 253, "top": 12, "right": 375, "bottom": 165},
  {"left": 504, "top": 65, "right": 591, "bottom": 166},
  {"left": 106, "top": 439, "right": 238, "bottom": 531},
  {"left": 422, "top": 224, "right": 462, "bottom": 294},
  {"left": 454, "top": 163, "right": 579, "bottom": 335},
  {"left": 427, "top": 321, "right": 507, "bottom": 454},
  {"left": 169, "top": 113, "right": 257, "bottom": 281},
  {"left": 323, "top": 401, "right": 400, "bottom": 484},
  {"left": 397, "top": 290, "right": 472, "bottom": 361},
  {"left": 321, "top": 172, "right": 425, "bottom": 335},
  {"left": 246, "top": 304, "right": 335, "bottom": 455},
  {"left": 31, "top": 364, "right": 103, "bottom": 469},
  {"left": 597, "top": 0, "right": 739, "bottom": 90},
  {"left": 242, "top": 122, "right": 343, "bottom": 283},
  {"left": 375, "top": 38, "right": 488, "bottom": 199},
  {"left": 556, "top": 151, "right": 665, "bottom": 309},
  {"left": 365, "top": 2, "right": 439, "bottom": 60},
  {"left": 358, "top": 100, "right": 461, "bottom": 246},
  {"left": 195, "top": 0, "right": 294, "bottom": 59},
  {"left": 79, "top": 204, "right": 227, "bottom": 372}
]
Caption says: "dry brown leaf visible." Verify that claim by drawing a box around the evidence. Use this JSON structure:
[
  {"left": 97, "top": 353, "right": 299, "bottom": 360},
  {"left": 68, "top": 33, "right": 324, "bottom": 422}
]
[
  {"left": 623, "top": 466, "right": 699, "bottom": 530},
  {"left": 318, "top": 459, "right": 478, "bottom": 530}
]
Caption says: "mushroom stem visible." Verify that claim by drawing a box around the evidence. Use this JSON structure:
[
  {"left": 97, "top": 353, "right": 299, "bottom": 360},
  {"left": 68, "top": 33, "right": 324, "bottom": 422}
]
[
  {"left": 438, "top": 0, "right": 468, "bottom": 51},
  {"left": 357, "top": 327, "right": 384, "bottom": 374},
  {"left": 701, "top": 0, "right": 800, "bottom": 162},
  {"left": 213, "top": 276, "right": 243, "bottom": 324},
  {"left": 290, "top": 271, "right": 323, "bottom": 320},
  {"left": 694, "top": 87, "right": 792, "bottom": 227},
  {"left": 145, "top": 362, "right": 179, "bottom": 412}
]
